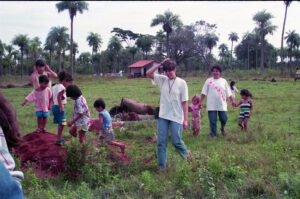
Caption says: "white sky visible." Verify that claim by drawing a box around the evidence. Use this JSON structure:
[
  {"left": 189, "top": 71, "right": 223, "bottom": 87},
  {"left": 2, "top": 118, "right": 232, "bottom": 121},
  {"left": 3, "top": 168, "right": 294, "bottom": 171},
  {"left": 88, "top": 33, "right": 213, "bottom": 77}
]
[{"left": 0, "top": 1, "right": 300, "bottom": 57}]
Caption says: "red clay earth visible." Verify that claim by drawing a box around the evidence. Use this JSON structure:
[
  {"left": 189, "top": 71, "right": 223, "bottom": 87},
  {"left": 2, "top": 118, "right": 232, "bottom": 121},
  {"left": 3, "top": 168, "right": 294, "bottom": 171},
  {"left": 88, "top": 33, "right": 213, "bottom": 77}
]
[{"left": 14, "top": 131, "right": 129, "bottom": 178}]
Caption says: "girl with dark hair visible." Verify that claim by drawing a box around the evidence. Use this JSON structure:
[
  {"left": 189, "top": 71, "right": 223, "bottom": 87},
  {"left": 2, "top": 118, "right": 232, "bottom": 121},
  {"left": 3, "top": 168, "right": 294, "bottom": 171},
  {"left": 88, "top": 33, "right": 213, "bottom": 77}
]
[
  {"left": 66, "top": 85, "right": 90, "bottom": 144},
  {"left": 0, "top": 91, "right": 24, "bottom": 193},
  {"left": 199, "top": 64, "right": 236, "bottom": 140},
  {"left": 234, "top": 89, "right": 253, "bottom": 131},
  {"left": 22, "top": 75, "right": 53, "bottom": 133},
  {"left": 30, "top": 59, "right": 57, "bottom": 89}
]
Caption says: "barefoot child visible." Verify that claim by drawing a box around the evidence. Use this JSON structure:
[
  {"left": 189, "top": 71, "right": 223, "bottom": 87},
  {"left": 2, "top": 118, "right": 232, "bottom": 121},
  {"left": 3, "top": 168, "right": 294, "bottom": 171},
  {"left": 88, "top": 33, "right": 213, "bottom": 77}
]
[
  {"left": 0, "top": 92, "right": 24, "bottom": 193},
  {"left": 30, "top": 59, "right": 57, "bottom": 89},
  {"left": 52, "top": 70, "right": 73, "bottom": 145},
  {"left": 93, "top": 98, "right": 115, "bottom": 141},
  {"left": 66, "top": 85, "right": 90, "bottom": 144},
  {"left": 234, "top": 89, "right": 253, "bottom": 131},
  {"left": 188, "top": 94, "right": 202, "bottom": 137},
  {"left": 22, "top": 75, "right": 52, "bottom": 133}
]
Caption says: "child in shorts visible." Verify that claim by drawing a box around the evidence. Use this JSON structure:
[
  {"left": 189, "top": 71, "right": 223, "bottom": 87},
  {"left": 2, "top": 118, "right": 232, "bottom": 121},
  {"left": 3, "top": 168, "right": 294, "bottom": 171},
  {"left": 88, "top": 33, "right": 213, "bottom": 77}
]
[
  {"left": 22, "top": 75, "right": 52, "bottom": 133},
  {"left": 188, "top": 94, "right": 202, "bottom": 137},
  {"left": 52, "top": 70, "right": 73, "bottom": 145},
  {"left": 234, "top": 89, "right": 253, "bottom": 132},
  {"left": 66, "top": 85, "right": 90, "bottom": 144},
  {"left": 93, "top": 98, "right": 115, "bottom": 141}
]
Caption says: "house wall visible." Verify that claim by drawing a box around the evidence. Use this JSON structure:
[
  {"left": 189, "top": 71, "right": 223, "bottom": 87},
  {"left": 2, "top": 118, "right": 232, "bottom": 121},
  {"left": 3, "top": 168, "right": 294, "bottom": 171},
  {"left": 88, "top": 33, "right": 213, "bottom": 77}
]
[{"left": 129, "top": 62, "right": 160, "bottom": 77}]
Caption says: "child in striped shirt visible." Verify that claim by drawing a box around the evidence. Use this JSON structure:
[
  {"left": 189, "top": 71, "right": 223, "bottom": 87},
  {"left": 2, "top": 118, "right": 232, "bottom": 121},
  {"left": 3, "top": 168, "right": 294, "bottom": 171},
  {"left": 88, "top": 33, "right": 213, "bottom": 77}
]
[{"left": 234, "top": 89, "right": 253, "bottom": 132}]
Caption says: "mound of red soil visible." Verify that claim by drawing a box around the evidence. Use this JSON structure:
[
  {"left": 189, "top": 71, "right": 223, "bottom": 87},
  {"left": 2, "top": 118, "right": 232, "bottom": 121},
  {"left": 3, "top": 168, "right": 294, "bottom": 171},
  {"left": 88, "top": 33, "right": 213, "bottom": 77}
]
[
  {"left": 15, "top": 131, "right": 130, "bottom": 178},
  {"left": 15, "top": 132, "right": 67, "bottom": 177}
]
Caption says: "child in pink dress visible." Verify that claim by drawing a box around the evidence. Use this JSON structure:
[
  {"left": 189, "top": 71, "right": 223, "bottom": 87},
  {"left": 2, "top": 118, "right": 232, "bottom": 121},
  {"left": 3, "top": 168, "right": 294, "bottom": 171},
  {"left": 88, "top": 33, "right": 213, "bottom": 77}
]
[
  {"left": 22, "top": 75, "right": 52, "bottom": 133},
  {"left": 188, "top": 94, "right": 202, "bottom": 137}
]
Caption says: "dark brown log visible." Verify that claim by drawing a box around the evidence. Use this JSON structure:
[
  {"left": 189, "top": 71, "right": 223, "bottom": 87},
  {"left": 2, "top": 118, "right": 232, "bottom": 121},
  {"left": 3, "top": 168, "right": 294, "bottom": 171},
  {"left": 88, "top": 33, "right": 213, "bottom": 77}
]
[{"left": 120, "top": 97, "right": 154, "bottom": 115}]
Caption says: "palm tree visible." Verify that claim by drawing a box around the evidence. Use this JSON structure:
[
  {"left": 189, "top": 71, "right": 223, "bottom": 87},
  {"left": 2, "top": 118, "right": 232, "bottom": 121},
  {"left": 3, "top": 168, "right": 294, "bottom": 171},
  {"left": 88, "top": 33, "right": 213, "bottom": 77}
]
[
  {"left": 12, "top": 34, "right": 29, "bottom": 79},
  {"left": 204, "top": 33, "right": 219, "bottom": 68},
  {"left": 253, "top": 10, "right": 277, "bottom": 73},
  {"left": 280, "top": 1, "right": 292, "bottom": 74},
  {"left": 48, "top": 26, "right": 69, "bottom": 72},
  {"left": 11, "top": 50, "right": 20, "bottom": 76},
  {"left": 30, "top": 37, "right": 42, "bottom": 61},
  {"left": 71, "top": 41, "right": 79, "bottom": 72},
  {"left": 44, "top": 33, "right": 56, "bottom": 67},
  {"left": 0, "top": 40, "right": 4, "bottom": 76},
  {"left": 56, "top": 1, "right": 88, "bottom": 76},
  {"left": 285, "top": 30, "right": 300, "bottom": 74},
  {"left": 242, "top": 32, "right": 255, "bottom": 70},
  {"left": 5, "top": 45, "right": 13, "bottom": 75},
  {"left": 218, "top": 43, "right": 228, "bottom": 65},
  {"left": 228, "top": 32, "right": 239, "bottom": 68},
  {"left": 86, "top": 32, "right": 102, "bottom": 73},
  {"left": 151, "top": 10, "right": 182, "bottom": 57},
  {"left": 108, "top": 36, "right": 122, "bottom": 73}
]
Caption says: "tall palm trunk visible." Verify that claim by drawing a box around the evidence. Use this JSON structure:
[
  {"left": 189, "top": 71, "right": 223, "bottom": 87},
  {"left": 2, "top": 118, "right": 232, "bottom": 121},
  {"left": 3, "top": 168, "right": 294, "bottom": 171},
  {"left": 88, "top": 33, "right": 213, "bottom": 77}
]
[
  {"left": 70, "top": 16, "right": 74, "bottom": 76},
  {"left": 260, "top": 32, "right": 265, "bottom": 73},
  {"left": 280, "top": 4, "right": 289, "bottom": 74},
  {"left": 0, "top": 52, "right": 3, "bottom": 76},
  {"left": 20, "top": 48, "right": 24, "bottom": 79},
  {"left": 255, "top": 48, "right": 258, "bottom": 70},
  {"left": 49, "top": 50, "right": 52, "bottom": 67},
  {"left": 166, "top": 32, "right": 169, "bottom": 57},
  {"left": 91, "top": 51, "right": 94, "bottom": 73},
  {"left": 8, "top": 56, "right": 11, "bottom": 75},
  {"left": 26, "top": 53, "right": 29, "bottom": 75},
  {"left": 73, "top": 52, "right": 76, "bottom": 73},
  {"left": 62, "top": 50, "right": 65, "bottom": 69},
  {"left": 247, "top": 44, "right": 250, "bottom": 70},
  {"left": 230, "top": 41, "right": 233, "bottom": 68},
  {"left": 58, "top": 50, "right": 62, "bottom": 72}
]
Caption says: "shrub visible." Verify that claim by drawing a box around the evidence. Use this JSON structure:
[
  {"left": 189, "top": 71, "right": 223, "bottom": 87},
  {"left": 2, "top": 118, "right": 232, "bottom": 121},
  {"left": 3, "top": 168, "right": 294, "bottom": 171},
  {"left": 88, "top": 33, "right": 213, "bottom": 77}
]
[{"left": 141, "top": 170, "right": 163, "bottom": 196}]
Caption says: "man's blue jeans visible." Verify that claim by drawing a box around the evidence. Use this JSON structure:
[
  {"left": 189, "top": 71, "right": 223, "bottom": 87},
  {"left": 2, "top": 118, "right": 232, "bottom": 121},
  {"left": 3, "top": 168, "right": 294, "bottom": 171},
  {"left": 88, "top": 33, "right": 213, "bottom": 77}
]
[
  {"left": 208, "top": 111, "right": 227, "bottom": 137},
  {"left": 157, "top": 118, "right": 189, "bottom": 169}
]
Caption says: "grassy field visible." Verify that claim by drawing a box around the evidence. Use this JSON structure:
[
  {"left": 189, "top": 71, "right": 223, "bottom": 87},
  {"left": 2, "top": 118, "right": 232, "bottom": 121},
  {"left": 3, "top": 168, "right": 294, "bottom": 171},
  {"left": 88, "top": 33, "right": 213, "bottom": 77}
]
[{"left": 1, "top": 71, "right": 299, "bottom": 199}]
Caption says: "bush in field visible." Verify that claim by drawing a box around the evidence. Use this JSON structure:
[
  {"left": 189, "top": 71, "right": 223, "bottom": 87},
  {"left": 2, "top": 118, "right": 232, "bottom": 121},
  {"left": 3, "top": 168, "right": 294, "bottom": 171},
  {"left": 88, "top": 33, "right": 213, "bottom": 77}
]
[
  {"left": 141, "top": 170, "right": 163, "bottom": 196},
  {"left": 64, "top": 138, "right": 113, "bottom": 187},
  {"left": 195, "top": 167, "right": 217, "bottom": 198},
  {"left": 173, "top": 162, "right": 192, "bottom": 190},
  {"left": 206, "top": 152, "right": 225, "bottom": 177}
]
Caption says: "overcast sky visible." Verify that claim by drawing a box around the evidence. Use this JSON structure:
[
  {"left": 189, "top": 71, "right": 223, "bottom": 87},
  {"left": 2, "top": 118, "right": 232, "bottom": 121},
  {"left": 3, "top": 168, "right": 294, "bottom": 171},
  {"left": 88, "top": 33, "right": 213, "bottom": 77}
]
[{"left": 0, "top": 1, "right": 300, "bottom": 57}]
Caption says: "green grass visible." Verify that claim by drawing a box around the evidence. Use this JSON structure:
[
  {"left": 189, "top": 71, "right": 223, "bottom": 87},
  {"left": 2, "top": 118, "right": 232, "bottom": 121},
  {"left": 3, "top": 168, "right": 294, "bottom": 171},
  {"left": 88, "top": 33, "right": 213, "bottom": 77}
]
[{"left": 1, "top": 73, "right": 300, "bottom": 199}]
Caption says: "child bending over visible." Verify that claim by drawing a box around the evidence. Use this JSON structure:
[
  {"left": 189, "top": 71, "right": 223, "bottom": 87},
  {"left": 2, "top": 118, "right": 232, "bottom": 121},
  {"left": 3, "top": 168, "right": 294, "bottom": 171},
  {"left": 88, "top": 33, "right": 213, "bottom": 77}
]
[
  {"left": 234, "top": 89, "right": 253, "bottom": 132},
  {"left": 22, "top": 75, "right": 52, "bottom": 133},
  {"left": 93, "top": 98, "right": 115, "bottom": 141},
  {"left": 66, "top": 85, "right": 90, "bottom": 144},
  {"left": 188, "top": 94, "right": 202, "bottom": 137},
  {"left": 52, "top": 70, "right": 73, "bottom": 145}
]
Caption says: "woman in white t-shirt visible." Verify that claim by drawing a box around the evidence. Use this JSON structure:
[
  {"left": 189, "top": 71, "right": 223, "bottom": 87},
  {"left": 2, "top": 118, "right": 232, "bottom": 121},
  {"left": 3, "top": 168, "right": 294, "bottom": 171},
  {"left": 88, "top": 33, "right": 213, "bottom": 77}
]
[
  {"left": 199, "top": 64, "right": 236, "bottom": 140},
  {"left": 146, "top": 58, "right": 192, "bottom": 172}
]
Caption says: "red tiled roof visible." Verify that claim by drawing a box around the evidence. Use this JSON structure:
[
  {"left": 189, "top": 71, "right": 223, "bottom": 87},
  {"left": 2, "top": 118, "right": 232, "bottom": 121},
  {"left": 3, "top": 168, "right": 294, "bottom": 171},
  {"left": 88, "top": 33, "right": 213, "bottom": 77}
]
[{"left": 128, "top": 60, "right": 156, "bottom": 68}]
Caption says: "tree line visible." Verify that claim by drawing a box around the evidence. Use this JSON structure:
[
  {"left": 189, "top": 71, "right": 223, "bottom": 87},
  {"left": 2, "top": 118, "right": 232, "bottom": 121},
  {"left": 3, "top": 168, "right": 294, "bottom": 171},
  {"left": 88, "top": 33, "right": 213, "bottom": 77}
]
[{"left": 0, "top": 1, "right": 299, "bottom": 78}]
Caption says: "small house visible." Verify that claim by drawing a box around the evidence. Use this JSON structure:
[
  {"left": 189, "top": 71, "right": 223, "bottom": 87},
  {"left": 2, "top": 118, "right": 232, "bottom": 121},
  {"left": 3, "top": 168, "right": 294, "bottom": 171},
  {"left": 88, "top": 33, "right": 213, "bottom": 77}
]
[{"left": 128, "top": 60, "right": 162, "bottom": 78}]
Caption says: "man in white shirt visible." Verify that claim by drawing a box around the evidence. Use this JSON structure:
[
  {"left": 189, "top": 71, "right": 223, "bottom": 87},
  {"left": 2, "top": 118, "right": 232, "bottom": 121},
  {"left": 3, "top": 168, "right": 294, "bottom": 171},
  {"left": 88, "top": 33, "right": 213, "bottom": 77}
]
[
  {"left": 199, "top": 64, "right": 236, "bottom": 140},
  {"left": 146, "top": 58, "right": 192, "bottom": 172}
]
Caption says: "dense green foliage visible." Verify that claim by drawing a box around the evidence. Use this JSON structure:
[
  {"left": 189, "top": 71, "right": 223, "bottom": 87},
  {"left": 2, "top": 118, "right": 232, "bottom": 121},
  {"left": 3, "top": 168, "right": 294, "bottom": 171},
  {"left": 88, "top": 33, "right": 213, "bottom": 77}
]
[{"left": 1, "top": 72, "right": 299, "bottom": 198}]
